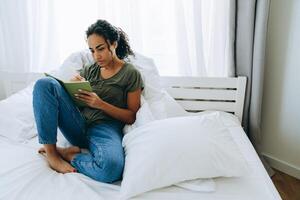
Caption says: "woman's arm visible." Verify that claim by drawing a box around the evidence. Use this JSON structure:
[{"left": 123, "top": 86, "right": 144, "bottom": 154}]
[{"left": 75, "top": 89, "right": 142, "bottom": 124}]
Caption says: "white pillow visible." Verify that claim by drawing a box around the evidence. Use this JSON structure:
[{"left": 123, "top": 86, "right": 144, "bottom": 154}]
[
  {"left": 0, "top": 82, "right": 71, "bottom": 146},
  {"left": 0, "top": 83, "right": 37, "bottom": 142},
  {"left": 160, "top": 89, "right": 187, "bottom": 118},
  {"left": 123, "top": 95, "right": 155, "bottom": 135},
  {"left": 47, "top": 49, "right": 94, "bottom": 81},
  {"left": 189, "top": 111, "right": 241, "bottom": 127},
  {"left": 174, "top": 178, "right": 215, "bottom": 192},
  {"left": 120, "top": 112, "right": 249, "bottom": 199}
]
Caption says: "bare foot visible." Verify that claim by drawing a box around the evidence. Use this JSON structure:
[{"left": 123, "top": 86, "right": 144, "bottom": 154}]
[
  {"left": 41, "top": 151, "right": 77, "bottom": 173},
  {"left": 39, "top": 146, "right": 81, "bottom": 162}
]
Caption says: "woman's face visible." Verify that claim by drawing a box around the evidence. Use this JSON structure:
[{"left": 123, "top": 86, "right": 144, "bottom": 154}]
[{"left": 87, "top": 34, "right": 117, "bottom": 67}]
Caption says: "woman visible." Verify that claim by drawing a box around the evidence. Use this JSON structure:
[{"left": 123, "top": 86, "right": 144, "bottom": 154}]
[{"left": 33, "top": 19, "right": 143, "bottom": 183}]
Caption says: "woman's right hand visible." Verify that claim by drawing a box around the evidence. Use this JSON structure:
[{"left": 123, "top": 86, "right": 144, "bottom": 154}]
[{"left": 70, "top": 74, "right": 86, "bottom": 81}]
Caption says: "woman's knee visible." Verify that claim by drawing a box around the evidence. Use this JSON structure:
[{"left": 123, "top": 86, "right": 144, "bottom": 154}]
[{"left": 33, "top": 77, "right": 60, "bottom": 94}]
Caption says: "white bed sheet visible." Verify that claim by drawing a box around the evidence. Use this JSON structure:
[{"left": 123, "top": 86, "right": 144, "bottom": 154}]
[{"left": 0, "top": 126, "right": 281, "bottom": 200}]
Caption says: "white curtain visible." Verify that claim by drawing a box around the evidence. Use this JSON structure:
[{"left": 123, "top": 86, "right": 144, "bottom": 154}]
[
  {"left": 0, "top": 0, "right": 60, "bottom": 73},
  {"left": 0, "top": 0, "right": 234, "bottom": 76}
]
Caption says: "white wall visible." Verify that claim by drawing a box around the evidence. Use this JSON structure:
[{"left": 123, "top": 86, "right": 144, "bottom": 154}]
[
  {"left": 261, "top": 0, "right": 300, "bottom": 179},
  {"left": 0, "top": 72, "right": 42, "bottom": 100}
]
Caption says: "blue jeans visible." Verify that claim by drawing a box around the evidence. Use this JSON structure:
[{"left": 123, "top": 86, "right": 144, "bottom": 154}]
[{"left": 32, "top": 77, "right": 125, "bottom": 183}]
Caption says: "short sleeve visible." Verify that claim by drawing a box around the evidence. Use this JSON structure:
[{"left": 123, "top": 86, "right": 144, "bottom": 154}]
[
  {"left": 78, "top": 63, "right": 94, "bottom": 79},
  {"left": 126, "top": 68, "right": 144, "bottom": 92}
]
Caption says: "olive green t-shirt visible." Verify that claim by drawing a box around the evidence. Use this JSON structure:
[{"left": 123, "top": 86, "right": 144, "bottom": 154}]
[{"left": 78, "top": 62, "right": 144, "bottom": 126}]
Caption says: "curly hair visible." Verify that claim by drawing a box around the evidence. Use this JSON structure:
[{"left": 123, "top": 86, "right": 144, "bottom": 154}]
[{"left": 86, "top": 19, "right": 134, "bottom": 59}]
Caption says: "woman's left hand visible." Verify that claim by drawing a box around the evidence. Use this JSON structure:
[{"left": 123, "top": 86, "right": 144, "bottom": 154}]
[{"left": 75, "top": 89, "right": 103, "bottom": 109}]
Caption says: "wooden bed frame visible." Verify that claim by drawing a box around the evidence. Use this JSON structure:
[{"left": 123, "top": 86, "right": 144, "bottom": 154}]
[{"left": 0, "top": 72, "right": 246, "bottom": 123}]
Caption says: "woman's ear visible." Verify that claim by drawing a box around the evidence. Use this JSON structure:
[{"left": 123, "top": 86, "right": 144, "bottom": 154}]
[{"left": 112, "top": 41, "right": 118, "bottom": 49}]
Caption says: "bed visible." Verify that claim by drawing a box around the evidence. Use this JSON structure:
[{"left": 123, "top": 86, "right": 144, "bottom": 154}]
[{"left": 0, "top": 56, "right": 281, "bottom": 200}]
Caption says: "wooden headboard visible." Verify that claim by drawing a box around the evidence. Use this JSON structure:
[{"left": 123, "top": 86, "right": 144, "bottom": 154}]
[{"left": 160, "top": 76, "right": 247, "bottom": 123}]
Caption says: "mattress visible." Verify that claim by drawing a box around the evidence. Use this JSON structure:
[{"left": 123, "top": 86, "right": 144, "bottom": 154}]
[{"left": 0, "top": 126, "right": 281, "bottom": 200}]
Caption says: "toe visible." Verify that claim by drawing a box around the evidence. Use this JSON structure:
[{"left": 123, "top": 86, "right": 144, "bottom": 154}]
[{"left": 38, "top": 147, "right": 46, "bottom": 153}]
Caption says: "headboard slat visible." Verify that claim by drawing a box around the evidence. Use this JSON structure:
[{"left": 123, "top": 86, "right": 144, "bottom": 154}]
[
  {"left": 161, "top": 76, "right": 240, "bottom": 88},
  {"left": 161, "top": 76, "right": 247, "bottom": 123},
  {"left": 176, "top": 100, "right": 236, "bottom": 112},
  {"left": 167, "top": 88, "right": 237, "bottom": 101}
]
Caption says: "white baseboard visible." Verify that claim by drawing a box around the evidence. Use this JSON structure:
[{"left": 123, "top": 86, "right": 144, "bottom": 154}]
[{"left": 262, "top": 152, "right": 300, "bottom": 179}]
